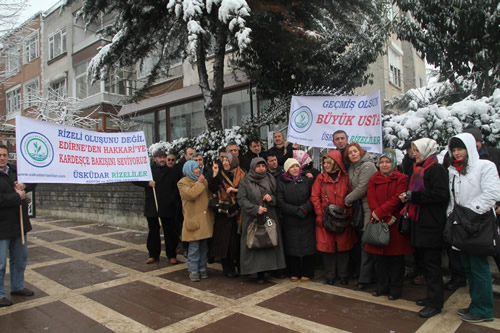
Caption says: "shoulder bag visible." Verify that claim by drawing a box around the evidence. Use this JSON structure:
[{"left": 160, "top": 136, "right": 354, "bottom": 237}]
[
  {"left": 398, "top": 204, "right": 411, "bottom": 237},
  {"left": 322, "top": 182, "right": 350, "bottom": 233},
  {"left": 443, "top": 176, "right": 500, "bottom": 256},
  {"left": 351, "top": 199, "right": 364, "bottom": 230},
  {"left": 246, "top": 203, "right": 278, "bottom": 249}
]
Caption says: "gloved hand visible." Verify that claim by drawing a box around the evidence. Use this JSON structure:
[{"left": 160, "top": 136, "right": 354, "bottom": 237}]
[{"left": 297, "top": 207, "right": 307, "bottom": 218}]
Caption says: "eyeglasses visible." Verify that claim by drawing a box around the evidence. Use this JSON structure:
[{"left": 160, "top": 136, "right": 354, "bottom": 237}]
[{"left": 167, "top": 159, "right": 175, "bottom": 161}]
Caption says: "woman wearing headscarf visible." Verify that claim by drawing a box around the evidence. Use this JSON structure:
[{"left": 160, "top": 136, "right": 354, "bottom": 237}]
[
  {"left": 447, "top": 133, "right": 500, "bottom": 323},
  {"left": 208, "top": 152, "right": 246, "bottom": 277},
  {"left": 293, "top": 150, "right": 320, "bottom": 180},
  {"left": 177, "top": 160, "right": 214, "bottom": 282},
  {"left": 311, "top": 150, "right": 357, "bottom": 285},
  {"left": 277, "top": 158, "right": 316, "bottom": 282},
  {"left": 366, "top": 149, "right": 412, "bottom": 300},
  {"left": 343, "top": 142, "right": 377, "bottom": 290},
  {"left": 399, "top": 138, "right": 449, "bottom": 318},
  {"left": 237, "top": 157, "right": 286, "bottom": 283}
]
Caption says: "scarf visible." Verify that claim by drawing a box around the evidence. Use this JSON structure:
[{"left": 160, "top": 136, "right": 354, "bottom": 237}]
[
  {"left": 379, "top": 150, "right": 397, "bottom": 176},
  {"left": 222, "top": 152, "right": 239, "bottom": 174},
  {"left": 452, "top": 159, "right": 465, "bottom": 174},
  {"left": 182, "top": 160, "right": 200, "bottom": 181},
  {"left": 293, "top": 150, "right": 312, "bottom": 168},
  {"left": 407, "top": 153, "right": 438, "bottom": 222},
  {"left": 246, "top": 157, "right": 276, "bottom": 205}
]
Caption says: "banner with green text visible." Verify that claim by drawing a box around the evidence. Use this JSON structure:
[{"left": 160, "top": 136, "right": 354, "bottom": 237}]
[
  {"left": 15, "top": 116, "right": 152, "bottom": 184},
  {"left": 288, "top": 91, "right": 383, "bottom": 153}
]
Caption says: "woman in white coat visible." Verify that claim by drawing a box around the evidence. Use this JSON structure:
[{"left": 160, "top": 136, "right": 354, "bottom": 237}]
[{"left": 447, "top": 132, "right": 500, "bottom": 323}]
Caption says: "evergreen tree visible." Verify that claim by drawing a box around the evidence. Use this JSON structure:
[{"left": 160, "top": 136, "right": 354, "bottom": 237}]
[
  {"left": 395, "top": 0, "right": 500, "bottom": 98},
  {"left": 75, "top": 0, "right": 251, "bottom": 132},
  {"left": 233, "top": 0, "right": 391, "bottom": 99}
]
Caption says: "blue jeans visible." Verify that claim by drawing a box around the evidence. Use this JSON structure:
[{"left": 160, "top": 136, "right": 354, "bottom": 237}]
[
  {"left": 0, "top": 235, "right": 28, "bottom": 298},
  {"left": 187, "top": 239, "right": 208, "bottom": 273}
]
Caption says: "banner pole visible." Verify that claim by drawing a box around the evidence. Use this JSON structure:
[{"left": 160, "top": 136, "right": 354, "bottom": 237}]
[
  {"left": 152, "top": 187, "right": 163, "bottom": 228},
  {"left": 19, "top": 206, "right": 25, "bottom": 245}
]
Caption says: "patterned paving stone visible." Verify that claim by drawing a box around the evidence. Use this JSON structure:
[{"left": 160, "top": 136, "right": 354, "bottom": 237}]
[
  {"left": 193, "top": 313, "right": 299, "bottom": 332},
  {"left": 4, "top": 278, "right": 48, "bottom": 304},
  {"left": 98, "top": 249, "right": 171, "bottom": 272},
  {"left": 85, "top": 281, "right": 214, "bottom": 330},
  {"left": 0, "top": 301, "right": 113, "bottom": 332},
  {"left": 72, "top": 224, "right": 122, "bottom": 235},
  {"left": 106, "top": 231, "right": 148, "bottom": 245},
  {"left": 47, "top": 220, "right": 93, "bottom": 228},
  {"left": 30, "top": 224, "right": 51, "bottom": 232},
  {"left": 31, "top": 230, "right": 81, "bottom": 242},
  {"left": 57, "top": 238, "right": 123, "bottom": 254},
  {"left": 33, "top": 260, "right": 123, "bottom": 290},
  {"left": 258, "top": 287, "right": 426, "bottom": 333},
  {"left": 28, "top": 245, "right": 70, "bottom": 264},
  {"left": 159, "top": 268, "right": 275, "bottom": 300}
]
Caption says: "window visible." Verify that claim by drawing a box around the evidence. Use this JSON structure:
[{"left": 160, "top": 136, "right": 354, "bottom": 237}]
[
  {"left": 222, "top": 89, "right": 253, "bottom": 128},
  {"left": 24, "top": 78, "right": 40, "bottom": 108},
  {"left": 75, "top": 62, "right": 100, "bottom": 99},
  {"left": 6, "top": 86, "right": 21, "bottom": 115},
  {"left": 128, "top": 113, "right": 155, "bottom": 146},
  {"left": 6, "top": 47, "right": 21, "bottom": 76},
  {"left": 104, "top": 67, "right": 134, "bottom": 96},
  {"left": 170, "top": 100, "right": 206, "bottom": 140},
  {"left": 388, "top": 46, "right": 402, "bottom": 88},
  {"left": 49, "top": 78, "right": 67, "bottom": 99},
  {"left": 48, "top": 28, "right": 67, "bottom": 60},
  {"left": 139, "top": 54, "right": 160, "bottom": 78},
  {"left": 23, "top": 31, "right": 39, "bottom": 63}
]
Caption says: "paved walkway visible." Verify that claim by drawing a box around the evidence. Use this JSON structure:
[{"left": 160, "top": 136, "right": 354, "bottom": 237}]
[{"left": 1, "top": 217, "right": 500, "bottom": 332}]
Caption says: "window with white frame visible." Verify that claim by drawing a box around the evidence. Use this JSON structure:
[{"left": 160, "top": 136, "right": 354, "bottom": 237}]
[
  {"left": 49, "top": 78, "right": 67, "bottom": 99},
  {"left": 388, "top": 46, "right": 402, "bottom": 88},
  {"left": 48, "top": 28, "right": 67, "bottom": 60},
  {"left": 104, "top": 67, "right": 134, "bottom": 96},
  {"left": 6, "top": 86, "right": 21, "bottom": 115},
  {"left": 75, "top": 61, "right": 100, "bottom": 99},
  {"left": 6, "top": 47, "right": 21, "bottom": 76},
  {"left": 24, "top": 78, "right": 40, "bottom": 108},
  {"left": 24, "top": 31, "right": 39, "bottom": 63}
]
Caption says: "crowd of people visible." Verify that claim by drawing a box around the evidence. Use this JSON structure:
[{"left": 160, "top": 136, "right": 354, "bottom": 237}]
[{"left": 1, "top": 126, "right": 499, "bottom": 324}]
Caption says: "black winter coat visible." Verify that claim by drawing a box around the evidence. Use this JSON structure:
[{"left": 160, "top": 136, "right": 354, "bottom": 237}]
[
  {"left": 0, "top": 164, "right": 35, "bottom": 239},
  {"left": 134, "top": 164, "right": 181, "bottom": 218},
  {"left": 276, "top": 174, "right": 316, "bottom": 257},
  {"left": 240, "top": 150, "right": 267, "bottom": 172},
  {"left": 409, "top": 162, "right": 449, "bottom": 248}
]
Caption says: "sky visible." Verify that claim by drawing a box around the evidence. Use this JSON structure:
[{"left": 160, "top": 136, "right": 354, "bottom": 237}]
[{"left": 17, "top": 0, "right": 61, "bottom": 24}]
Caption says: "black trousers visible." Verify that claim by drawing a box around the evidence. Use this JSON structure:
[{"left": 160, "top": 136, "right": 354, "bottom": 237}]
[
  {"left": 447, "top": 248, "right": 466, "bottom": 281},
  {"left": 146, "top": 217, "right": 179, "bottom": 259},
  {"left": 420, "top": 247, "right": 444, "bottom": 309},
  {"left": 374, "top": 254, "right": 405, "bottom": 297},
  {"left": 288, "top": 255, "right": 315, "bottom": 279}
]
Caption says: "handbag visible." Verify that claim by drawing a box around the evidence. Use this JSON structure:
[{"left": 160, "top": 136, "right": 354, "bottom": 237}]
[
  {"left": 443, "top": 176, "right": 500, "bottom": 256},
  {"left": 362, "top": 221, "right": 390, "bottom": 246},
  {"left": 321, "top": 182, "right": 350, "bottom": 233},
  {"left": 351, "top": 199, "right": 364, "bottom": 230},
  {"left": 444, "top": 203, "right": 499, "bottom": 256},
  {"left": 398, "top": 204, "right": 411, "bottom": 236},
  {"left": 209, "top": 197, "right": 240, "bottom": 218},
  {"left": 246, "top": 214, "right": 278, "bottom": 249}
]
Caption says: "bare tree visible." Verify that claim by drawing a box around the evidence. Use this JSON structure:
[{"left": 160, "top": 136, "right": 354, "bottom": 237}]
[{"left": 0, "top": 0, "right": 27, "bottom": 35}]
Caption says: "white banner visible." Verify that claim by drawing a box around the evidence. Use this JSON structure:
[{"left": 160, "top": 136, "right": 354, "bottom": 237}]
[
  {"left": 15, "top": 116, "right": 153, "bottom": 184},
  {"left": 288, "top": 91, "right": 383, "bottom": 153}
]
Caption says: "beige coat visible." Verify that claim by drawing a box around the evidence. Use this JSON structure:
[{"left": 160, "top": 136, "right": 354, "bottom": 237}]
[{"left": 177, "top": 177, "right": 214, "bottom": 242}]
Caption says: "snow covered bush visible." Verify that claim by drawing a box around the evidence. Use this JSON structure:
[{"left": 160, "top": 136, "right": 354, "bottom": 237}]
[
  {"left": 383, "top": 88, "right": 500, "bottom": 149},
  {"left": 148, "top": 126, "right": 256, "bottom": 161}
]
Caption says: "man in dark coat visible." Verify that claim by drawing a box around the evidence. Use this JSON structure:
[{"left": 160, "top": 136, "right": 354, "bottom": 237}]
[
  {"left": 240, "top": 138, "right": 267, "bottom": 172},
  {"left": 134, "top": 149, "right": 181, "bottom": 264},
  {"left": 266, "top": 153, "right": 284, "bottom": 180},
  {"left": 0, "top": 145, "right": 36, "bottom": 307},
  {"left": 267, "top": 131, "right": 298, "bottom": 166}
]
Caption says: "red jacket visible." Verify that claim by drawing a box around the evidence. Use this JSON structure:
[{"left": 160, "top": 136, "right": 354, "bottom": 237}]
[
  {"left": 311, "top": 150, "right": 357, "bottom": 253},
  {"left": 365, "top": 170, "right": 413, "bottom": 255}
]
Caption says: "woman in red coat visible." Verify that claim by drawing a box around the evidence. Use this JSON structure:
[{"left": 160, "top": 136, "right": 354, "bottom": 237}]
[
  {"left": 311, "top": 150, "right": 357, "bottom": 285},
  {"left": 366, "top": 149, "right": 413, "bottom": 300}
]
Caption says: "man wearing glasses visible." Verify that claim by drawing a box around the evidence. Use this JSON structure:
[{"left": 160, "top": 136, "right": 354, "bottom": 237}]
[{"left": 134, "top": 149, "right": 181, "bottom": 264}]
